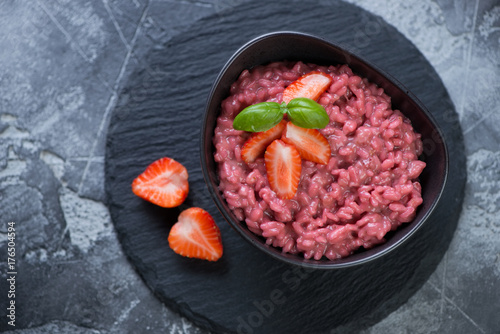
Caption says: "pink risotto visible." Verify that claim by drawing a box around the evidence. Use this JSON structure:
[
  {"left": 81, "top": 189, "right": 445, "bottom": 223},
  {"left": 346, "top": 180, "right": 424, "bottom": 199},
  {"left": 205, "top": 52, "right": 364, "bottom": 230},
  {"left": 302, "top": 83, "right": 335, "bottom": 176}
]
[{"left": 213, "top": 61, "right": 426, "bottom": 260}]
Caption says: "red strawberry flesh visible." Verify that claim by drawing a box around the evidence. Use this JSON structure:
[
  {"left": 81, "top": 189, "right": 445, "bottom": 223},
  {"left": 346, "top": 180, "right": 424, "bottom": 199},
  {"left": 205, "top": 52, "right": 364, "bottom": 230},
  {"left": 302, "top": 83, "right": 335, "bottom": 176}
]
[
  {"left": 282, "top": 71, "right": 332, "bottom": 103},
  {"left": 241, "top": 120, "right": 287, "bottom": 164},
  {"left": 168, "top": 207, "right": 223, "bottom": 261},
  {"left": 132, "top": 157, "right": 189, "bottom": 208},
  {"left": 282, "top": 122, "right": 331, "bottom": 165},
  {"left": 265, "top": 139, "right": 302, "bottom": 199}
]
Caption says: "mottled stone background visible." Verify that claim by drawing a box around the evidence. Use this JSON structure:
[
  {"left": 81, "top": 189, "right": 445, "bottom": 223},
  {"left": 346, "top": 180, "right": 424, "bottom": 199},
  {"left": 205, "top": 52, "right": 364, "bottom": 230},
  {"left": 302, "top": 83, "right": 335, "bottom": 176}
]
[{"left": 0, "top": 0, "right": 498, "bottom": 333}]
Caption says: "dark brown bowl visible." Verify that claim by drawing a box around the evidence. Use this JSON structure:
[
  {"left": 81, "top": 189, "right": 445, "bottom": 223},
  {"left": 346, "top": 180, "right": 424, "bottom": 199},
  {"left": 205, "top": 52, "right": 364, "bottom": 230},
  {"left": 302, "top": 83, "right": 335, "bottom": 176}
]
[{"left": 200, "top": 31, "right": 448, "bottom": 269}]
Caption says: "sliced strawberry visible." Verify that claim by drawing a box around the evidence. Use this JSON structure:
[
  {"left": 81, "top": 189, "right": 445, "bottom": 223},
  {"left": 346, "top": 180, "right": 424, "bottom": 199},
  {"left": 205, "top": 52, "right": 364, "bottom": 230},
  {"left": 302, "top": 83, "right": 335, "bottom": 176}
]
[
  {"left": 282, "top": 71, "right": 332, "bottom": 104},
  {"left": 168, "top": 207, "right": 223, "bottom": 261},
  {"left": 241, "top": 120, "right": 287, "bottom": 164},
  {"left": 132, "top": 157, "right": 189, "bottom": 208},
  {"left": 282, "top": 122, "right": 331, "bottom": 165},
  {"left": 265, "top": 139, "right": 302, "bottom": 199}
]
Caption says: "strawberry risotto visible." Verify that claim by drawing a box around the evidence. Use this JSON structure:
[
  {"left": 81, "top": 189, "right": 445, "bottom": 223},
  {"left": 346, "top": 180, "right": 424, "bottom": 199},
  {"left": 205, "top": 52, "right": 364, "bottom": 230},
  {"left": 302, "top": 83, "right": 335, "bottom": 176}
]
[{"left": 213, "top": 61, "right": 426, "bottom": 260}]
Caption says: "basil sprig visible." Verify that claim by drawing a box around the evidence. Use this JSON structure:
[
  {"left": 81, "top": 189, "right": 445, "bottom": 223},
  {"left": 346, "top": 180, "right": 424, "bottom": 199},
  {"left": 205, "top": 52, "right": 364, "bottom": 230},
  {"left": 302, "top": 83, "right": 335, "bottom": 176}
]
[{"left": 232, "top": 97, "right": 329, "bottom": 132}]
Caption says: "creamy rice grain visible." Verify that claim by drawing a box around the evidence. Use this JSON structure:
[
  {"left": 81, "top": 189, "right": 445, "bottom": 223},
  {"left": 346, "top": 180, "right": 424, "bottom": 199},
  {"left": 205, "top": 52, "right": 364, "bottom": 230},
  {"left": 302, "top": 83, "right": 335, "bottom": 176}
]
[{"left": 213, "top": 61, "right": 425, "bottom": 260}]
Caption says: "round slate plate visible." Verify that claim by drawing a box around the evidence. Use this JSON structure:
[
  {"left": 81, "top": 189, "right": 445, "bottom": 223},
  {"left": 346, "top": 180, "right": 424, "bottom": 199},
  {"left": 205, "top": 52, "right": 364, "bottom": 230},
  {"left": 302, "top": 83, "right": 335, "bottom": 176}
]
[{"left": 105, "top": 1, "right": 466, "bottom": 333}]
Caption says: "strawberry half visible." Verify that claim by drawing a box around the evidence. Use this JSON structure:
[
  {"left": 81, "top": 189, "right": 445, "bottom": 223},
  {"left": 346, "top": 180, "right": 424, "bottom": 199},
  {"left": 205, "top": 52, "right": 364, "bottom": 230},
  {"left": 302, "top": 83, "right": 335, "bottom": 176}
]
[
  {"left": 168, "top": 207, "right": 223, "bottom": 261},
  {"left": 265, "top": 139, "right": 302, "bottom": 199},
  {"left": 132, "top": 157, "right": 189, "bottom": 208},
  {"left": 241, "top": 120, "right": 287, "bottom": 164},
  {"left": 282, "top": 71, "right": 332, "bottom": 104},
  {"left": 282, "top": 122, "right": 331, "bottom": 165}
]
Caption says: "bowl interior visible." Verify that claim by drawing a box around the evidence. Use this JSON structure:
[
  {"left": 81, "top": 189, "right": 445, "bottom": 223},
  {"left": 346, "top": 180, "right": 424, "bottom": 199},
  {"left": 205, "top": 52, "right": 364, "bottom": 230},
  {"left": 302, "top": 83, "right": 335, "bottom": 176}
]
[{"left": 201, "top": 31, "right": 448, "bottom": 269}]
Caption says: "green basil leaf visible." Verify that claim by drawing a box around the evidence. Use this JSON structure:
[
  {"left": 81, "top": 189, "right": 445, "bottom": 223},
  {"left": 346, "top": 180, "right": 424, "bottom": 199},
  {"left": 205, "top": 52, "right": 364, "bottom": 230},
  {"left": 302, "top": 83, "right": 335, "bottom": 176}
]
[
  {"left": 233, "top": 102, "right": 284, "bottom": 132},
  {"left": 286, "top": 97, "right": 330, "bottom": 129}
]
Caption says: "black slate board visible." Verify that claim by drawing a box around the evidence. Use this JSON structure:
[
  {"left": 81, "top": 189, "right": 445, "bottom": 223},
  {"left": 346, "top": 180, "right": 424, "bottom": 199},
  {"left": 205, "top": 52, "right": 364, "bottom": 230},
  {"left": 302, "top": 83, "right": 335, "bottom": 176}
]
[{"left": 105, "top": 1, "right": 466, "bottom": 333}]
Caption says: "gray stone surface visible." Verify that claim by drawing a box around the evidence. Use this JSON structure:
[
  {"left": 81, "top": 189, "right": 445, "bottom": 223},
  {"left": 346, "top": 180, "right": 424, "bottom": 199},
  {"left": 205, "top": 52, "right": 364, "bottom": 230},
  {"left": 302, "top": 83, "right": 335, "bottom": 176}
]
[{"left": 0, "top": 0, "right": 498, "bottom": 333}]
